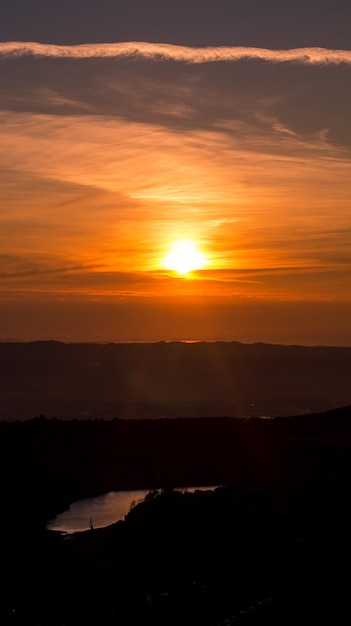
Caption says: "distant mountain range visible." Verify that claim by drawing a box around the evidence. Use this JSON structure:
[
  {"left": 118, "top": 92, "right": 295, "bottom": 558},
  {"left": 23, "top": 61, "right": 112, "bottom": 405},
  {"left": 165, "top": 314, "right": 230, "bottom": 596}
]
[{"left": 1, "top": 340, "right": 351, "bottom": 421}]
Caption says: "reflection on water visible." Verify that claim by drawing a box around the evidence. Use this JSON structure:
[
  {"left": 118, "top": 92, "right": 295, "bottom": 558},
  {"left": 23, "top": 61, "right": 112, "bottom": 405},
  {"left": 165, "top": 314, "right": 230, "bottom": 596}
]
[{"left": 47, "top": 486, "right": 216, "bottom": 534}]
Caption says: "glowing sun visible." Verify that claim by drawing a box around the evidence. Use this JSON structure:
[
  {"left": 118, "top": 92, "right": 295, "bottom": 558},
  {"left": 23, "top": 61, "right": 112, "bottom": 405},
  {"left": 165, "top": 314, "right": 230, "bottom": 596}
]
[{"left": 162, "top": 240, "right": 207, "bottom": 275}]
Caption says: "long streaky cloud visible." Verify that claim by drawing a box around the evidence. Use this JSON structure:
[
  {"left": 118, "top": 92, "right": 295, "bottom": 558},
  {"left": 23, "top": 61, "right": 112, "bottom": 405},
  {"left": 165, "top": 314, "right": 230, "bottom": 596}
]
[{"left": 1, "top": 41, "right": 351, "bottom": 65}]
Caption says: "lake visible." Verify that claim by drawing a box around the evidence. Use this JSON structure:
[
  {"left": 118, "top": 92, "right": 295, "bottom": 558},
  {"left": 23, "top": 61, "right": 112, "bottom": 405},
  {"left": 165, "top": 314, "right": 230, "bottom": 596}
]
[{"left": 47, "top": 486, "right": 217, "bottom": 534}]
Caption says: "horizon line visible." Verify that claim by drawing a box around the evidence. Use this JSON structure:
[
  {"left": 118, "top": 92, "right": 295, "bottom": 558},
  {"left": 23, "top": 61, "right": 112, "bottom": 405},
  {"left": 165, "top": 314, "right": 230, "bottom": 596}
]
[{"left": 1, "top": 338, "right": 351, "bottom": 349}]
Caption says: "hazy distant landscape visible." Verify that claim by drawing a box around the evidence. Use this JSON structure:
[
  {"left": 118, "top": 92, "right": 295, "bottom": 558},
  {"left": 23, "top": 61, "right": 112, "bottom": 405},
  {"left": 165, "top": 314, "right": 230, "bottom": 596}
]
[{"left": 1, "top": 340, "right": 351, "bottom": 421}]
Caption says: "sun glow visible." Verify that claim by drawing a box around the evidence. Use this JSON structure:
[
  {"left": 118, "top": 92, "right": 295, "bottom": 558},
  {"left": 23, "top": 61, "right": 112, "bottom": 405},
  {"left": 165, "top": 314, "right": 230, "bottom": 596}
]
[{"left": 162, "top": 240, "right": 207, "bottom": 275}]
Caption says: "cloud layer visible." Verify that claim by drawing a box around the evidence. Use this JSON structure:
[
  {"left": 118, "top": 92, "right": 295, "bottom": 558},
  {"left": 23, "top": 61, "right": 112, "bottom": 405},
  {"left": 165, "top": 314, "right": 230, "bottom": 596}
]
[
  {"left": 1, "top": 41, "right": 351, "bottom": 65},
  {"left": 1, "top": 39, "right": 351, "bottom": 342}
]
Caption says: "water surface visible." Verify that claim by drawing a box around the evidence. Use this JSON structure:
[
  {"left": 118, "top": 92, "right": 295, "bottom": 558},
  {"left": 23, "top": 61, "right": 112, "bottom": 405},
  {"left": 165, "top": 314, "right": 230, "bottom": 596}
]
[{"left": 47, "top": 486, "right": 216, "bottom": 534}]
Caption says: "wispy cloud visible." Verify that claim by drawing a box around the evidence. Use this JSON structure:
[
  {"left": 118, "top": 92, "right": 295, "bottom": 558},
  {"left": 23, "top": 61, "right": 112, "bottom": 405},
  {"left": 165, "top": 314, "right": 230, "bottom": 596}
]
[
  {"left": 1, "top": 41, "right": 351, "bottom": 65},
  {"left": 1, "top": 39, "right": 351, "bottom": 322},
  {"left": 1, "top": 108, "right": 351, "bottom": 281}
]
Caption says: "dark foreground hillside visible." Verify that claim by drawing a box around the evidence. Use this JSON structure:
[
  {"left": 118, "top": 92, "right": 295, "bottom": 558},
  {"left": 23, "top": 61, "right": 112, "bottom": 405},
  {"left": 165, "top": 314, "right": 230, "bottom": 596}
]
[{"left": 1, "top": 407, "right": 351, "bottom": 624}]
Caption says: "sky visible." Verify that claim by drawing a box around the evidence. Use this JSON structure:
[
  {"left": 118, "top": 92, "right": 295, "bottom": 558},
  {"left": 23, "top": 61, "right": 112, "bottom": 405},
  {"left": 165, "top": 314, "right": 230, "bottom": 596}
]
[{"left": 1, "top": 0, "right": 351, "bottom": 344}]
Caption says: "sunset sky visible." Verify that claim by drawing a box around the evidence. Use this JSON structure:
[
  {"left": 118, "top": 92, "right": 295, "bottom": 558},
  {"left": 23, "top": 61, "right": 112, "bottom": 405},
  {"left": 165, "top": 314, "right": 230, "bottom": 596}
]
[{"left": 1, "top": 0, "right": 351, "bottom": 344}]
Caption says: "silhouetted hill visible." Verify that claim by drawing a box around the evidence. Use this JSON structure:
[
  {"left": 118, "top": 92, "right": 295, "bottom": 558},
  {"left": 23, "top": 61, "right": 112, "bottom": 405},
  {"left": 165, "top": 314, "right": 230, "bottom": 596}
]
[
  {"left": 1, "top": 340, "right": 351, "bottom": 420},
  {"left": 1, "top": 407, "right": 351, "bottom": 624},
  {"left": 1, "top": 405, "right": 351, "bottom": 524}
]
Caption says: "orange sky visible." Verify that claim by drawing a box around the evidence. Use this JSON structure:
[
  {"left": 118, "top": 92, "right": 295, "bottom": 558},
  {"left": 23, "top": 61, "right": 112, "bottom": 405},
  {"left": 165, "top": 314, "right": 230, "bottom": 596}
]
[{"left": 1, "top": 41, "right": 351, "bottom": 344}]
